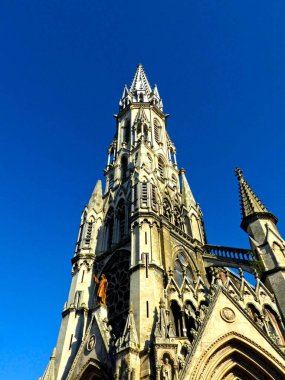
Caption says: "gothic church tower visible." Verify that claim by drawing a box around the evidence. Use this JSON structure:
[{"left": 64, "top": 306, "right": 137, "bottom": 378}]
[{"left": 41, "top": 65, "right": 285, "bottom": 380}]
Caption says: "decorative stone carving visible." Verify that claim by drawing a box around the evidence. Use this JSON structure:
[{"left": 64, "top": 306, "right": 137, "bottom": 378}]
[
  {"left": 86, "top": 335, "right": 96, "bottom": 351},
  {"left": 161, "top": 357, "right": 173, "bottom": 380},
  {"left": 220, "top": 307, "right": 236, "bottom": 323}
]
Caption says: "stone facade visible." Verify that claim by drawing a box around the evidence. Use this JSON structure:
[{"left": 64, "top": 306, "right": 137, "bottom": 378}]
[{"left": 40, "top": 65, "right": 285, "bottom": 380}]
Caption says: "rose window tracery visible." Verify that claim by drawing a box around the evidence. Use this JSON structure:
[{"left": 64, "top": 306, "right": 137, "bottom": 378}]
[{"left": 105, "top": 251, "right": 130, "bottom": 338}]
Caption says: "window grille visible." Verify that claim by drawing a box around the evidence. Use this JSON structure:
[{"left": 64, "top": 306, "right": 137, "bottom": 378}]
[
  {"left": 154, "top": 120, "right": 161, "bottom": 144},
  {"left": 158, "top": 158, "right": 164, "bottom": 179},
  {"left": 142, "top": 182, "right": 148, "bottom": 206}
]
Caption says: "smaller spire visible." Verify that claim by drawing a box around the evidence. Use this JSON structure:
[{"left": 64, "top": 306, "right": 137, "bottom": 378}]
[
  {"left": 180, "top": 168, "right": 196, "bottom": 208},
  {"left": 116, "top": 303, "right": 139, "bottom": 351},
  {"left": 88, "top": 180, "right": 103, "bottom": 212},
  {"left": 235, "top": 168, "right": 277, "bottom": 230}
]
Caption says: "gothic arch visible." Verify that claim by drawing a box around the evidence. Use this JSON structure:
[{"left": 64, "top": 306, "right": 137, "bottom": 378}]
[
  {"left": 263, "top": 304, "right": 285, "bottom": 344},
  {"left": 172, "top": 245, "right": 198, "bottom": 275},
  {"left": 77, "top": 359, "right": 110, "bottom": 380},
  {"left": 190, "top": 332, "right": 285, "bottom": 380}
]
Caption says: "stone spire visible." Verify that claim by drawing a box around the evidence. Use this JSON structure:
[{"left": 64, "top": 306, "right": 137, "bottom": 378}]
[
  {"left": 130, "top": 63, "right": 152, "bottom": 95},
  {"left": 88, "top": 179, "right": 103, "bottom": 212},
  {"left": 180, "top": 168, "right": 196, "bottom": 208},
  {"left": 235, "top": 168, "right": 277, "bottom": 230},
  {"left": 119, "top": 64, "right": 163, "bottom": 110},
  {"left": 116, "top": 304, "right": 139, "bottom": 352}
]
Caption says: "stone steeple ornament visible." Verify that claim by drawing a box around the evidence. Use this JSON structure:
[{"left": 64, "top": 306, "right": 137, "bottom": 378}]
[
  {"left": 41, "top": 66, "right": 285, "bottom": 380},
  {"left": 235, "top": 167, "right": 278, "bottom": 230}
]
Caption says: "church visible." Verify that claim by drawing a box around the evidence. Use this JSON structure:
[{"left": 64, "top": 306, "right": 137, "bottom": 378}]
[{"left": 40, "top": 65, "right": 285, "bottom": 380}]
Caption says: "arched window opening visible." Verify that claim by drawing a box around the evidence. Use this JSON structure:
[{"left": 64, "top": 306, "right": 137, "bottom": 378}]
[
  {"left": 123, "top": 120, "right": 130, "bottom": 144},
  {"left": 170, "top": 300, "right": 183, "bottom": 337},
  {"left": 185, "top": 215, "right": 192, "bottom": 236},
  {"left": 174, "top": 259, "right": 184, "bottom": 288},
  {"left": 184, "top": 301, "right": 197, "bottom": 341},
  {"left": 143, "top": 124, "right": 148, "bottom": 142},
  {"left": 121, "top": 156, "right": 128, "bottom": 182},
  {"left": 162, "top": 198, "right": 172, "bottom": 220},
  {"left": 117, "top": 200, "right": 126, "bottom": 240},
  {"left": 247, "top": 304, "right": 263, "bottom": 327},
  {"left": 139, "top": 93, "right": 144, "bottom": 102},
  {"left": 174, "top": 253, "right": 193, "bottom": 287},
  {"left": 158, "top": 157, "right": 165, "bottom": 179},
  {"left": 108, "top": 147, "right": 115, "bottom": 165},
  {"left": 264, "top": 306, "right": 285, "bottom": 344},
  {"left": 106, "top": 208, "right": 114, "bottom": 249},
  {"left": 154, "top": 119, "right": 161, "bottom": 144}
]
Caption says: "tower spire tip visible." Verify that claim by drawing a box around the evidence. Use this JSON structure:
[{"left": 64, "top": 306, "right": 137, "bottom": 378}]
[{"left": 235, "top": 167, "right": 243, "bottom": 179}]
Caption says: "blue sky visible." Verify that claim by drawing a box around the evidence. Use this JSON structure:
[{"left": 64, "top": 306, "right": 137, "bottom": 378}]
[{"left": 1, "top": 1, "right": 285, "bottom": 379}]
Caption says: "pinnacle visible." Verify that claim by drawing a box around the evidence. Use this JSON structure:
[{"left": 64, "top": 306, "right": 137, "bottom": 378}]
[{"left": 235, "top": 168, "right": 276, "bottom": 230}]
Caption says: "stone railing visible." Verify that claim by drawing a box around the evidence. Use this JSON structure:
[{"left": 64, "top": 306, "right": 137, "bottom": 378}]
[{"left": 204, "top": 244, "right": 253, "bottom": 262}]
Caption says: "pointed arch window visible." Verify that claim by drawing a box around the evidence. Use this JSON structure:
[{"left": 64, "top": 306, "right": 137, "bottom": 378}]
[
  {"left": 170, "top": 300, "right": 183, "bottom": 337},
  {"left": 121, "top": 156, "right": 128, "bottom": 182},
  {"left": 124, "top": 119, "right": 130, "bottom": 144},
  {"left": 174, "top": 253, "right": 193, "bottom": 288},
  {"left": 264, "top": 305, "right": 285, "bottom": 344},
  {"left": 247, "top": 304, "right": 263, "bottom": 327},
  {"left": 143, "top": 124, "right": 148, "bottom": 142}
]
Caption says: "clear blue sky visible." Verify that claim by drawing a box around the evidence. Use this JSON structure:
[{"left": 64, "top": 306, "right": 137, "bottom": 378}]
[{"left": 1, "top": 1, "right": 285, "bottom": 379}]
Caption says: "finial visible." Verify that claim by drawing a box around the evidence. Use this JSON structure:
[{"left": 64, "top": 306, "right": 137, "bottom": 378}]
[
  {"left": 235, "top": 167, "right": 243, "bottom": 179},
  {"left": 179, "top": 168, "right": 186, "bottom": 175}
]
